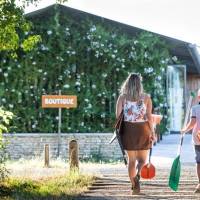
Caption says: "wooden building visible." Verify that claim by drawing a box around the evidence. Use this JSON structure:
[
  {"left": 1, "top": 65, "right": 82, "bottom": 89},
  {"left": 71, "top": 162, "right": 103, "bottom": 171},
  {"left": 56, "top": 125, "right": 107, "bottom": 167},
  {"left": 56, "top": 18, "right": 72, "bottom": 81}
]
[{"left": 26, "top": 4, "right": 200, "bottom": 133}]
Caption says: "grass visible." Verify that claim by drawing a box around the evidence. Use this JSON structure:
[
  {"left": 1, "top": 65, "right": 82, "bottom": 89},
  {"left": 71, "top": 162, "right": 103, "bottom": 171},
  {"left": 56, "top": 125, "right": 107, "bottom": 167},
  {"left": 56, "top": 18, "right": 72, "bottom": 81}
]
[{"left": 0, "top": 169, "right": 96, "bottom": 200}]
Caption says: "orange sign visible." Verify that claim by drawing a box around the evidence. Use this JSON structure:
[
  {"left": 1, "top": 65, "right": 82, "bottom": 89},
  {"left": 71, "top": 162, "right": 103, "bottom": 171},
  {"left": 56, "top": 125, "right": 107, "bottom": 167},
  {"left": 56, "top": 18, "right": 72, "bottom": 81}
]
[{"left": 42, "top": 95, "right": 77, "bottom": 108}]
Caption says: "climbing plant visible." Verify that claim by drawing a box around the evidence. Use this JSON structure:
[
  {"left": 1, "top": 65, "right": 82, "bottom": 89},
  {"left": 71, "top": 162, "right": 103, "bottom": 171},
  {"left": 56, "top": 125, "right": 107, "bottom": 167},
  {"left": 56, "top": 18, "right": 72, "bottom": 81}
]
[
  {"left": 0, "top": 107, "right": 13, "bottom": 180},
  {"left": 0, "top": 5, "right": 175, "bottom": 133}
]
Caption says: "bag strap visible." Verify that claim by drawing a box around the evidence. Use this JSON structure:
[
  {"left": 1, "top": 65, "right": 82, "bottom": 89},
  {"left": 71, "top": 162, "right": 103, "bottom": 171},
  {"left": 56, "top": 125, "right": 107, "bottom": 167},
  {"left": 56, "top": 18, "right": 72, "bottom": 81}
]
[{"left": 115, "top": 96, "right": 125, "bottom": 129}]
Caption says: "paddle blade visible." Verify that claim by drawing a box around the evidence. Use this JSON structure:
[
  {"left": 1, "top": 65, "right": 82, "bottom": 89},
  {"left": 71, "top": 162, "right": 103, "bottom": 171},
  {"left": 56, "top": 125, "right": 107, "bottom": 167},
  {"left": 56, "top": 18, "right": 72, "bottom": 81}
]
[
  {"left": 141, "top": 163, "right": 156, "bottom": 179},
  {"left": 168, "top": 155, "right": 181, "bottom": 191}
]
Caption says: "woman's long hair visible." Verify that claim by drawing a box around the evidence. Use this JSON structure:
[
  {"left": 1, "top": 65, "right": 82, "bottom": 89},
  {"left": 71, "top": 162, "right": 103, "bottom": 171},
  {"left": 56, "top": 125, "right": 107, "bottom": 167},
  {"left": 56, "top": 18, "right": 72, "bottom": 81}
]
[{"left": 120, "top": 73, "right": 143, "bottom": 101}]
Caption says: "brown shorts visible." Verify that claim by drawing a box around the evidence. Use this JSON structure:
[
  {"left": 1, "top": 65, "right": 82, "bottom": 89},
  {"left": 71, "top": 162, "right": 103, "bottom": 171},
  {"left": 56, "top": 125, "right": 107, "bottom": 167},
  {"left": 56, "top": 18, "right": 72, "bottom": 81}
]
[{"left": 121, "top": 121, "right": 152, "bottom": 150}]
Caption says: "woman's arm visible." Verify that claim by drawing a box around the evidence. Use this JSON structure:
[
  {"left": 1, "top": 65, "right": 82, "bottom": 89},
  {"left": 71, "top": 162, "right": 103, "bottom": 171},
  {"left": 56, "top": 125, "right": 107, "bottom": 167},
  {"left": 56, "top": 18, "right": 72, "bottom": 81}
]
[
  {"left": 116, "top": 95, "right": 124, "bottom": 118},
  {"left": 146, "top": 95, "right": 156, "bottom": 137}
]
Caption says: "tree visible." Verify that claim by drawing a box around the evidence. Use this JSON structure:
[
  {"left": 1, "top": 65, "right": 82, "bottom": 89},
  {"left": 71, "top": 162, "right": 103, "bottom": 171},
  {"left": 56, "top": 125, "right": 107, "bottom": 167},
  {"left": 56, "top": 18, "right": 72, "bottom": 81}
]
[{"left": 0, "top": 0, "right": 66, "bottom": 56}]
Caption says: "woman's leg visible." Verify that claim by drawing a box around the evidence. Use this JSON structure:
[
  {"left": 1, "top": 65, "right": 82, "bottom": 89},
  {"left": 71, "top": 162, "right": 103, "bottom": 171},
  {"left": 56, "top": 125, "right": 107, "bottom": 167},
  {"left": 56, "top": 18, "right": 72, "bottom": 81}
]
[
  {"left": 126, "top": 150, "right": 137, "bottom": 186},
  {"left": 136, "top": 150, "right": 149, "bottom": 176}
]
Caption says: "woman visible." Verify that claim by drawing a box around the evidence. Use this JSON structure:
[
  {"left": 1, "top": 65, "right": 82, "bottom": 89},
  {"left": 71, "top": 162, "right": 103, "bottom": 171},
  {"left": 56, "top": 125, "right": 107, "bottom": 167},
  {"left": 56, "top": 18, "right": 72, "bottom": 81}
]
[{"left": 116, "top": 73, "right": 156, "bottom": 194}]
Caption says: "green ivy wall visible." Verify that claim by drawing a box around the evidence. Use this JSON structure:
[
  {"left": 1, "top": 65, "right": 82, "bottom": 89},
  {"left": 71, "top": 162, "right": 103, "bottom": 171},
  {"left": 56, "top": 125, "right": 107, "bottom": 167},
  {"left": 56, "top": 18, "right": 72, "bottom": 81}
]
[{"left": 0, "top": 5, "right": 174, "bottom": 133}]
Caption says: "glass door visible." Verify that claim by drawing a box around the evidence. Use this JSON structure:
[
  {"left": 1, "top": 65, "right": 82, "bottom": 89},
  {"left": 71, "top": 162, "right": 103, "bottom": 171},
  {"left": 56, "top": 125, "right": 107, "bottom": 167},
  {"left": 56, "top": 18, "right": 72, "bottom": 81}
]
[{"left": 167, "top": 65, "right": 186, "bottom": 133}]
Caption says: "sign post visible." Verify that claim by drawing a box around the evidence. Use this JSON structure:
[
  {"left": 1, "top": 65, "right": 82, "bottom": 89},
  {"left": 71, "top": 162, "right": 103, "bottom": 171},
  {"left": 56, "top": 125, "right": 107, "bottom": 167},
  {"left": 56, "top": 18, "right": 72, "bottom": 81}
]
[
  {"left": 42, "top": 93, "right": 77, "bottom": 157},
  {"left": 58, "top": 90, "right": 62, "bottom": 157}
]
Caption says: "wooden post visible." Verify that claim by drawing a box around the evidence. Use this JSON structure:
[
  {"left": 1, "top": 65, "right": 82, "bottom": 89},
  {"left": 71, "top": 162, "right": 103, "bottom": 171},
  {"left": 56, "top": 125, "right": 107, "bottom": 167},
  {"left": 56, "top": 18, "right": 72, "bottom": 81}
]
[
  {"left": 57, "top": 90, "right": 62, "bottom": 157},
  {"left": 69, "top": 140, "right": 79, "bottom": 170},
  {"left": 44, "top": 144, "right": 50, "bottom": 167}
]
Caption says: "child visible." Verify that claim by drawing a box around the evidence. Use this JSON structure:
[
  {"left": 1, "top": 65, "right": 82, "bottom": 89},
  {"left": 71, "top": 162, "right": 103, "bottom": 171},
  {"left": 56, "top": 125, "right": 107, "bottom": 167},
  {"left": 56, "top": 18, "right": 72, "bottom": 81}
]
[{"left": 181, "top": 89, "right": 200, "bottom": 193}]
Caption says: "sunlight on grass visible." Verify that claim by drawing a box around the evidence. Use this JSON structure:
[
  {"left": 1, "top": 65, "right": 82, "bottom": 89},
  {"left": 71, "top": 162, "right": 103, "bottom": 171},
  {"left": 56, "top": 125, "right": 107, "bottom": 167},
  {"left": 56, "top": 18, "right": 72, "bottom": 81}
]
[{"left": 0, "top": 170, "right": 95, "bottom": 200}]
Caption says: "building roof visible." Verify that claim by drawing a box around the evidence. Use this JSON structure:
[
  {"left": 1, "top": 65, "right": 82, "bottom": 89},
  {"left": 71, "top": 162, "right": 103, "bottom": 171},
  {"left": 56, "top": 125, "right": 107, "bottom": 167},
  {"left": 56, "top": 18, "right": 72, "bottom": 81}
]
[{"left": 26, "top": 4, "right": 200, "bottom": 75}]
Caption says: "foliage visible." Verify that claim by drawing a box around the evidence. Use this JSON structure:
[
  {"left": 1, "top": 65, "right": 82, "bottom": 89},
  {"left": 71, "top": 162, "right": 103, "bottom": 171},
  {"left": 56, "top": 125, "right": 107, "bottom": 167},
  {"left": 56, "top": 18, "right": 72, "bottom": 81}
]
[
  {"left": 0, "top": 5, "right": 175, "bottom": 133},
  {"left": 0, "top": 171, "right": 95, "bottom": 199},
  {"left": 0, "top": 107, "right": 13, "bottom": 180},
  {"left": 0, "top": 0, "right": 67, "bottom": 56}
]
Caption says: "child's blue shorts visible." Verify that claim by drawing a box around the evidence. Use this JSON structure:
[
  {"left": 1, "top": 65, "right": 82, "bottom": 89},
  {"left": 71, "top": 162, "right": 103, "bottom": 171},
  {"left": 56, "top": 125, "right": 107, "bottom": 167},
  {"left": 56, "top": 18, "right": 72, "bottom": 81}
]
[{"left": 194, "top": 145, "right": 200, "bottom": 164}]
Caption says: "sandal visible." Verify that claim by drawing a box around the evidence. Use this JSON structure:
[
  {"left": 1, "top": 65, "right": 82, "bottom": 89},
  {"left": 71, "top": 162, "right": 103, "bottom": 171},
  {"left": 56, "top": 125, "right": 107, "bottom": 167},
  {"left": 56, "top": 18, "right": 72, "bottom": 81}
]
[
  {"left": 131, "top": 174, "right": 140, "bottom": 194},
  {"left": 194, "top": 184, "right": 200, "bottom": 193}
]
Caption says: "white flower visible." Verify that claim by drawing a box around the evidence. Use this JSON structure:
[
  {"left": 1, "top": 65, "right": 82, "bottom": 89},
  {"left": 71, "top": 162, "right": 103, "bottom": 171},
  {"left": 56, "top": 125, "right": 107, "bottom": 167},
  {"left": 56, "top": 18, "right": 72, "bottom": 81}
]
[
  {"left": 32, "top": 124, "right": 36, "bottom": 129},
  {"left": 12, "top": 89, "right": 15, "bottom": 92},
  {"left": 114, "top": 49, "right": 118, "bottom": 53},
  {"left": 88, "top": 104, "right": 92, "bottom": 109},
  {"left": 111, "top": 54, "right": 116, "bottom": 58},
  {"left": 2, "top": 98, "right": 6, "bottom": 102},
  {"left": 116, "top": 68, "right": 119, "bottom": 71},
  {"left": 144, "top": 67, "right": 153, "bottom": 74},
  {"left": 63, "top": 84, "right": 70, "bottom": 89},
  {"left": 92, "top": 84, "right": 96, "bottom": 89},
  {"left": 101, "top": 113, "right": 105, "bottom": 118},
  {"left": 44, "top": 72, "right": 47, "bottom": 75},
  {"left": 87, "top": 35, "right": 91, "bottom": 40},
  {"left": 0, "top": 68, "right": 2, "bottom": 72},
  {"left": 58, "top": 76, "right": 63, "bottom": 80},
  {"left": 90, "top": 25, "right": 96, "bottom": 32},
  {"left": 66, "top": 31, "right": 70, "bottom": 36},
  {"left": 25, "top": 31, "right": 29, "bottom": 35},
  {"left": 75, "top": 81, "right": 81, "bottom": 86},
  {"left": 81, "top": 122, "right": 84, "bottom": 126},
  {"left": 38, "top": 69, "right": 43, "bottom": 73},
  {"left": 111, "top": 34, "right": 116, "bottom": 38},
  {"left": 47, "top": 30, "right": 52, "bottom": 35},
  {"left": 101, "top": 100, "right": 105, "bottom": 104},
  {"left": 30, "top": 85, "right": 34, "bottom": 89},
  {"left": 157, "top": 76, "right": 162, "bottom": 80},
  {"left": 32, "top": 62, "right": 36, "bottom": 65},
  {"left": 17, "top": 64, "right": 21, "bottom": 68},
  {"left": 9, "top": 104, "right": 14, "bottom": 108},
  {"left": 4, "top": 73, "right": 8, "bottom": 77},
  {"left": 159, "top": 103, "right": 164, "bottom": 107},
  {"left": 41, "top": 44, "right": 49, "bottom": 51},
  {"left": 66, "top": 27, "right": 69, "bottom": 31},
  {"left": 7, "top": 67, "right": 11, "bottom": 71},
  {"left": 172, "top": 56, "right": 178, "bottom": 61},
  {"left": 121, "top": 64, "right": 125, "bottom": 68},
  {"left": 56, "top": 116, "right": 59, "bottom": 120},
  {"left": 85, "top": 99, "right": 89, "bottom": 102},
  {"left": 3, "top": 59, "right": 6, "bottom": 63},
  {"left": 102, "top": 73, "right": 107, "bottom": 78}
]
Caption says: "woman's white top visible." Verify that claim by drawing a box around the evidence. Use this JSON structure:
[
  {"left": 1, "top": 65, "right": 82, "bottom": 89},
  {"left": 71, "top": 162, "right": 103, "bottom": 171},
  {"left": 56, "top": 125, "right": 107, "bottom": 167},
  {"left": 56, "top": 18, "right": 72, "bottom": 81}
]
[{"left": 123, "top": 99, "right": 146, "bottom": 122}]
